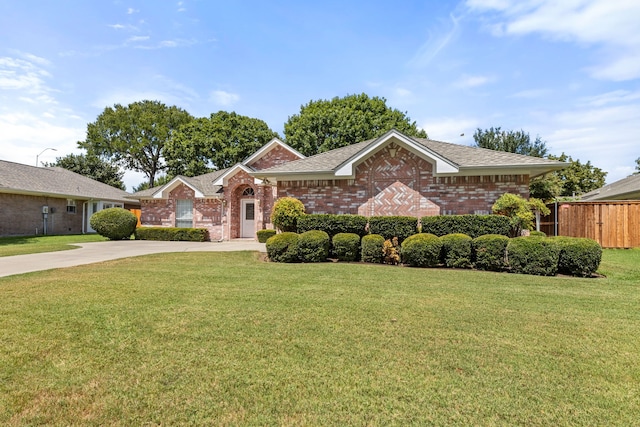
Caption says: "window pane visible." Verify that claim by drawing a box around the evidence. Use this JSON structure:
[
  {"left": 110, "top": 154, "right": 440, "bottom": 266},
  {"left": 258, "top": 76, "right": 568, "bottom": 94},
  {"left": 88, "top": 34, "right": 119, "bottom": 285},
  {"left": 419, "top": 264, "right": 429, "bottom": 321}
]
[
  {"left": 245, "top": 203, "right": 255, "bottom": 220},
  {"left": 176, "top": 199, "right": 193, "bottom": 228}
]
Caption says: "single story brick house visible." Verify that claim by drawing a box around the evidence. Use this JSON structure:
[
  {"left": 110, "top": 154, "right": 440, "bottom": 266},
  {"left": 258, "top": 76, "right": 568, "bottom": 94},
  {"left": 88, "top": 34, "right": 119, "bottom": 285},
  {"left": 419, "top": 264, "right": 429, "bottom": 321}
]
[
  {"left": 129, "top": 130, "right": 565, "bottom": 240},
  {"left": 0, "top": 160, "right": 140, "bottom": 237}
]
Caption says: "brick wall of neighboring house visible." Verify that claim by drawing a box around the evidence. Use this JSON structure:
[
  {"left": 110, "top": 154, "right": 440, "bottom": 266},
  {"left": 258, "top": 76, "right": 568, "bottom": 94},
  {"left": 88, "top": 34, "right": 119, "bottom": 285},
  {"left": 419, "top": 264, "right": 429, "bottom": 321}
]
[
  {"left": 276, "top": 145, "right": 529, "bottom": 217},
  {"left": 249, "top": 145, "right": 303, "bottom": 171},
  {"left": 0, "top": 193, "right": 84, "bottom": 236}
]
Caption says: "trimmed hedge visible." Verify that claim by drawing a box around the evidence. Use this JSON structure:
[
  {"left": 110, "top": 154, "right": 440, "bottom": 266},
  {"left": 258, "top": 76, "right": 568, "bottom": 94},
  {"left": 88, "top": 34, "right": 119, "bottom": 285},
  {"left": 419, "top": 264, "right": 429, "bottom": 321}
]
[
  {"left": 265, "top": 232, "right": 299, "bottom": 263},
  {"left": 135, "top": 227, "right": 210, "bottom": 242},
  {"left": 332, "top": 233, "right": 361, "bottom": 262},
  {"left": 90, "top": 207, "right": 138, "bottom": 240},
  {"left": 507, "top": 237, "right": 560, "bottom": 276},
  {"left": 361, "top": 234, "right": 385, "bottom": 264},
  {"left": 257, "top": 229, "right": 277, "bottom": 243},
  {"left": 530, "top": 230, "right": 547, "bottom": 237},
  {"left": 421, "top": 214, "right": 511, "bottom": 238},
  {"left": 473, "top": 234, "right": 509, "bottom": 271},
  {"left": 298, "top": 230, "right": 330, "bottom": 263},
  {"left": 368, "top": 216, "right": 419, "bottom": 243},
  {"left": 401, "top": 233, "right": 442, "bottom": 267},
  {"left": 553, "top": 237, "right": 602, "bottom": 277},
  {"left": 297, "top": 214, "right": 368, "bottom": 237},
  {"left": 439, "top": 233, "right": 473, "bottom": 268}
]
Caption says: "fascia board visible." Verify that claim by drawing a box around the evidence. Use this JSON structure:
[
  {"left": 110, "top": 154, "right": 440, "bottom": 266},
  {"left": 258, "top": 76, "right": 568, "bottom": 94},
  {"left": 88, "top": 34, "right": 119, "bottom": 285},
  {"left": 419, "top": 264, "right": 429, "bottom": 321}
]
[
  {"left": 152, "top": 177, "right": 204, "bottom": 199},
  {"left": 212, "top": 164, "right": 253, "bottom": 186},
  {"left": 242, "top": 138, "right": 305, "bottom": 166}
]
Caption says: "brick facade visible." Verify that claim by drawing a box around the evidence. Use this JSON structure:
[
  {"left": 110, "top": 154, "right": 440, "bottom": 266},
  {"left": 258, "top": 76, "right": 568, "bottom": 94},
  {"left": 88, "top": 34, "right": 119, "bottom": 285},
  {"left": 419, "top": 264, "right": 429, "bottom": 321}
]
[
  {"left": 248, "top": 145, "right": 302, "bottom": 170},
  {"left": 277, "top": 145, "right": 529, "bottom": 217},
  {"left": 1, "top": 193, "right": 84, "bottom": 236}
]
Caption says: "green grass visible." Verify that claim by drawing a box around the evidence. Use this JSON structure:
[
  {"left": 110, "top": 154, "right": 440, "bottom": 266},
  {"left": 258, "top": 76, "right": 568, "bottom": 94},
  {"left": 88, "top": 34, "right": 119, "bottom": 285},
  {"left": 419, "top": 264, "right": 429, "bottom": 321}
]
[
  {"left": 0, "top": 234, "right": 108, "bottom": 257},
  {"left": 1, "top": 249, "right": 639, "bottom": 425}
]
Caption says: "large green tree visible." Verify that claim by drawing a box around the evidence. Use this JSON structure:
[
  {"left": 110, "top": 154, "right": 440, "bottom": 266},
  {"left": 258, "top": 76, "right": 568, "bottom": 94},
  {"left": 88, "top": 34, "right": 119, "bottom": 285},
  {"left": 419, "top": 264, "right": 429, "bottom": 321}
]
[
  {"left": 284, "top": 93, "right": 427, "bottom": 156},
  {"left": 473, "top": 127, "right": 548, "bottom": 158},
  {"left": 165, "top": 111, "right": 279, "bottom": 177},
  {"left": 530, "top": 153, "right": 607, "bottom": 200},
  {"left": 78, "top": 100, "right": 193, "bottom": 187},
  {"left": 44, "top": 153, "right": 125, "bottom": 191}
]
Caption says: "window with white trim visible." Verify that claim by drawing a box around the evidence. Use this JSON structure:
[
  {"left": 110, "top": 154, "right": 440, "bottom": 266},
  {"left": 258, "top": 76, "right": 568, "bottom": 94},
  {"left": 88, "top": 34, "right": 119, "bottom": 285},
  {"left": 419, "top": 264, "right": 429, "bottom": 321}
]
[
  {"left": 66, "top": 199, "right": 76, "bottom": 213},
  {"left": 176, "top": 199, "right": 193, "bottom": 228}
]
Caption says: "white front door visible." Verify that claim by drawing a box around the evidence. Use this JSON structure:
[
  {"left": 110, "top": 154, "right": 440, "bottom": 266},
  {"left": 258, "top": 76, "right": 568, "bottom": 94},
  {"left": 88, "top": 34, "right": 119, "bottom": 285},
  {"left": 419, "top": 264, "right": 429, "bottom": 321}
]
[{"left": 241, "top": 199, "right": 255, "bottom": 238}]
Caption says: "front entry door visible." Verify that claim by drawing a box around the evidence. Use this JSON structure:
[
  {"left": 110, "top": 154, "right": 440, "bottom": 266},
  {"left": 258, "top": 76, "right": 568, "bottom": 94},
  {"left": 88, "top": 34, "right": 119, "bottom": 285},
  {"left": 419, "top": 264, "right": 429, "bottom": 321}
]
[{"left": 241, "top": 199, "right": 255, "bottom": 238}]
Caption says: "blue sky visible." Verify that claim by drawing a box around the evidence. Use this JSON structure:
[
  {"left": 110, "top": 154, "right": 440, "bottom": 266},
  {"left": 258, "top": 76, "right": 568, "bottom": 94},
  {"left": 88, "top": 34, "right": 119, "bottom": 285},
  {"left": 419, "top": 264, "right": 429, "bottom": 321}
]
[{"left": 1, "top": 0, "right": 639, "bottom": 191}]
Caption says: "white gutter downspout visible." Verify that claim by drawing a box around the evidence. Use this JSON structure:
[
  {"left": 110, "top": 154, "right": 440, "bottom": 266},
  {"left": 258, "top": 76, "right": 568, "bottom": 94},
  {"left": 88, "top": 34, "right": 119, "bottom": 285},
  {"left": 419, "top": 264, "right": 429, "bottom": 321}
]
[{"left": 82, "top": 201, "right": 88, "bottom": 234}]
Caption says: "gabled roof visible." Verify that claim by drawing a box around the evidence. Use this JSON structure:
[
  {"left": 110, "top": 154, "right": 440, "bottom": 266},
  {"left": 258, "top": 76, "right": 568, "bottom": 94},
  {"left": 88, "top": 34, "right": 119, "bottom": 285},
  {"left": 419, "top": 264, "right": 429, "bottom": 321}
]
[
  {"left": 252, "top": 129, "right": 566, "bottom": 178},
  {"left": 581, "top": 174, "right": 640, "bottom": 201},
  {"left": 130, "top": 169, "right": 228, "bottom": 199},
  {"left": 242, "top": 138, "right": 305, "bottom": 167},
  {"left": 0, "top": 160, "right": 138, "bottom": 204}
]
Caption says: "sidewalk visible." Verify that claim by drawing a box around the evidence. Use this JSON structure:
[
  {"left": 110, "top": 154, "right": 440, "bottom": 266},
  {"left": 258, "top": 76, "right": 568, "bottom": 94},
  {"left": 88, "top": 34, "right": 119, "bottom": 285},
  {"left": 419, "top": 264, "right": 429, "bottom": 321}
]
[{"left": 0, "top": 240, "right": 266, "bottom": 278}]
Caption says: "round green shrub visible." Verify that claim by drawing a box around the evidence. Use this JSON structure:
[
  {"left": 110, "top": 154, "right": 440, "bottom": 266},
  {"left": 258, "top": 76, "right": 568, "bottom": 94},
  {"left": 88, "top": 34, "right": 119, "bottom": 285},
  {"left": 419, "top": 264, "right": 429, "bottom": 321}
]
[
  {"left": 89, "top": 207, "right": 138, "bottom": 240},
  {"left": 332, "top": 233, "right": 361, "bottom": 262},
  {"left": 271, "top": 197, "right": 305, "bottom": 232},
  {"left": 361, "top": 234, "right": 385, "bottom": 264},
  {"left": 265, "top": 232, "right": 299, "bottom": 263},
  {"left": 507, "top": 237, "right": 560, "bottom": 276},
  {"left": 439, "top": 233, "right": 473, "bottom": 268},
  {"left": 297, "top": 230, "right": 330, "bottom": 263},
  {"left": 473, "top": 234, "right": 509, "bottom": 271},
  {"left": 401, "top": 233, "right": 441, "bottom": 267},
  {"left": 530, "top": 230, "right": 547, "bottom": 237},
  {"left": 553, "top": 237, "right": 602, "bottom": 277},
  {"left": 257, "top": 229, "right": 277, "bottom": 243}
]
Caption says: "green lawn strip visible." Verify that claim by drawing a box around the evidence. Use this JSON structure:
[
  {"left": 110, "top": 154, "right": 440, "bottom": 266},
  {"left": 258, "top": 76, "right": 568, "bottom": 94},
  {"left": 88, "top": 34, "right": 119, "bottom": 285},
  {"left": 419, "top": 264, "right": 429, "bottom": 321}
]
[
  {"left": 0, "top": 250, "right": 638, "bottom": 425},
  {"left": 0, "top": 234, "right": 108, "bottom": 257}
]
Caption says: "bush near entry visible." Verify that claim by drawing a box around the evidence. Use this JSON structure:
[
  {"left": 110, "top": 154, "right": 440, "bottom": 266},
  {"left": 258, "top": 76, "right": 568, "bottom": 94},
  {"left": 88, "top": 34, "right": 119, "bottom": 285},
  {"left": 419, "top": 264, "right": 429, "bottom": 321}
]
[
  {"left": 271, "top": 197, "right": 305, "bottom": 232},
  {"left": 265, "top": 232, "right": 299, "bottom": 263},
  {"left": 135, "top": 227, "right": 209, "bottom": 241},
  {"left": 400, "top": 233, "right": 441, "bottom": 267},
  {"left": 332, "top": 233, "right": 361, "bottom": 262},
  {"left": 297, "top": 230, "right": 330, "bottom": 263},
  {"left": 90, "top": 208, "right": 138, "bottom": 240},
  {"left": 257, "top": 229, "right": 277, "bottom": 243}
]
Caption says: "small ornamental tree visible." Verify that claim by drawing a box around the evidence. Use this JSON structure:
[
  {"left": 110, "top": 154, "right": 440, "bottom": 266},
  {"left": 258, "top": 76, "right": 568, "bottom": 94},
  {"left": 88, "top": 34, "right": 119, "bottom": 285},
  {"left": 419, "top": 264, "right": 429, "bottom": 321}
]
[
  {"left": 89, "top": 207, "right": 138, "bottom": 240},
  {"left": 528, "top": 197, "right": 551, "bottom": 232},
  {"left": 271, "top": 197, "right": 305, "bottom": 232},
  {"left": 492, "top": 193, "right": 534, "bottom": 237}
]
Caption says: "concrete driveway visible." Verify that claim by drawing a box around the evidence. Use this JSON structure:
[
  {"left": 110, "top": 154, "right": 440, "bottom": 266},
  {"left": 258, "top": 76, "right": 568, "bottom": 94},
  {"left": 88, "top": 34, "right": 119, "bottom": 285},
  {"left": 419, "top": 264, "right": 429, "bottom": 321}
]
[{"left": 0, "top": 240, "right": 266, "bottom": 278}]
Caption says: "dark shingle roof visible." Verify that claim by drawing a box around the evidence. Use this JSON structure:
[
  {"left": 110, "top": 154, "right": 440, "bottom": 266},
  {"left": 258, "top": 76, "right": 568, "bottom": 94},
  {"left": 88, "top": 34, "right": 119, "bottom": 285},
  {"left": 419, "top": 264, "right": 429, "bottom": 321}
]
[
  {"left": 0, "top": 160, "right": 137, "bottom": 204},
  {"left": 581, "top": 174, "right": 640, "bottom": 201},
  {"left": 129, "top": 168, "right": 229, "bottom": 198},
  {"left": 256, "top": 133, "right": 564, "bottom": 175}
]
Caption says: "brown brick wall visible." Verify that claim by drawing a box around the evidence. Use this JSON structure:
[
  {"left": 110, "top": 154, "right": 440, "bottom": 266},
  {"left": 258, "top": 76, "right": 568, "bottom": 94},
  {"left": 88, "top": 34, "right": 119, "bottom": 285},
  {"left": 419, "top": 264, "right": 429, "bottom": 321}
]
[
  {"left": 277, "top": 145, "right": 530, "bottom": 217},
  {"left": 249, "top": 145, "right": 303, "bottom": 171},
  {"left": 0, "top": 193, "right": 84, "bottom": 236}
]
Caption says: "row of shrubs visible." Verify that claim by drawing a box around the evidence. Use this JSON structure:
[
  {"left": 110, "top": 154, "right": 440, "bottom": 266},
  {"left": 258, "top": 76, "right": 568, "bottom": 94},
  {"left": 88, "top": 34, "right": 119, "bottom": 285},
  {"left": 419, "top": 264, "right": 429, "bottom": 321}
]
[
  {"left": 265, "top": 231, "right": 602, "bottom": 277},
  {"left": 134, "top": 227, "right": 210, "bottom": 242},
  {"left": 295, "top": 213, "right": 512, "bottom": 241}
]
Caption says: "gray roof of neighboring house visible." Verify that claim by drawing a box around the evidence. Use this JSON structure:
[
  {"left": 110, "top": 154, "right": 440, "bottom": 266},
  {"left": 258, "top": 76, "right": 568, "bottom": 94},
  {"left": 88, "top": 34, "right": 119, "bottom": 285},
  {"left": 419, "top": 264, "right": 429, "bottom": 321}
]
[
  {"left": 581, "top": 174, "right": 640, "bottom": 201},
  {"left": 0, "top": 160, "right": 138, "bottom": 204},
  {"left": 254, "top": 133, "right": 565, "bottom": 175},
  {"left": 130, "top": 168, "right": 229, "bottom": 198}
]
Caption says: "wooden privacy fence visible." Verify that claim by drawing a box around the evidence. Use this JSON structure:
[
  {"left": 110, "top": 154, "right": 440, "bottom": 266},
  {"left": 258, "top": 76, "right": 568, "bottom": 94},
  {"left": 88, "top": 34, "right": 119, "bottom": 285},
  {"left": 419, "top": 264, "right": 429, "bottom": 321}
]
[{"left": 540, "top": 201, "right": 640, "bottom": 248}]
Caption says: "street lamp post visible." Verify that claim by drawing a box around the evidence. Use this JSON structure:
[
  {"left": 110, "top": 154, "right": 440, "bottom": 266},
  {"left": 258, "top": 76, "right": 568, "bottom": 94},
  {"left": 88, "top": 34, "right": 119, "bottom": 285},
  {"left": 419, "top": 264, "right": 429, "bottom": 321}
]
[{"left": 35, "top": 148, "right": 57, "bottom": 167}]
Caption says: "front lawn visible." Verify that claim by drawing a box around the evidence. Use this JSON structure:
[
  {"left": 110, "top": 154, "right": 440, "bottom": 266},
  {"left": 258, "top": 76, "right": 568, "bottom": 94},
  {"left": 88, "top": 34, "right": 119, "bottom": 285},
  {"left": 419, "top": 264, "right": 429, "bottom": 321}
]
[
  {"left": 0, "top": 234, "right": 108, "bottom": 257},
  {"left": 0, "top": 249, "right": 638, "bottom": 425}
]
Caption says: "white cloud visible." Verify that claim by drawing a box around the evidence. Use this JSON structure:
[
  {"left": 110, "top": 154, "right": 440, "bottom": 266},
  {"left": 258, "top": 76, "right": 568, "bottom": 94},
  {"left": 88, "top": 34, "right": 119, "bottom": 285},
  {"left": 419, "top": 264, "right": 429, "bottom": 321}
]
[
  {"left": 420, "top": 117, "right": 481, "bottom": 141},
  {"left": 510, "top": 88, "right": 552, "bottom": 99},
  {"left": 466, "top": 0, "right": 640, "bottom": 81},
  {"left": 453, "top": 74, "right": 494, "bottom": 89},
  {"left": 211, "top": 90, "right": 240, "bottom": 107},
  {"left": 127, "top": 8, "right": 138, "bottom": 15},
  {"left": 408, "top": 14, "right": 461, "bottom": 68}
]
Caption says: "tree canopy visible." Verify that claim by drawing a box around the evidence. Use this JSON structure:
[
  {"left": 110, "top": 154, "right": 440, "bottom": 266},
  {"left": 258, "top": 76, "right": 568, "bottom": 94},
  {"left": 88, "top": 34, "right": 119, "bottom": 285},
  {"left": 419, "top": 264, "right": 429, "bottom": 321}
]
[
  {"left": 635, "top": 157, "right": 640, "bottom": 174},
  {"left": 284, "top": 93, "right": 427, "bottom": 156},
  {"left": 529, "top": 153, "right": 607, "bottom": 200},
  {"left": 473, "top": 127, "right": 548, "bottom": 158},
  {"left": 164, "top": 111, "right": 279, "bottom": 177},
  {"left": 44, "top": 153, "right": 126, "bottom": 191},
  {"left": 78, "top": 100, "right": 193, "bottom": 187}
]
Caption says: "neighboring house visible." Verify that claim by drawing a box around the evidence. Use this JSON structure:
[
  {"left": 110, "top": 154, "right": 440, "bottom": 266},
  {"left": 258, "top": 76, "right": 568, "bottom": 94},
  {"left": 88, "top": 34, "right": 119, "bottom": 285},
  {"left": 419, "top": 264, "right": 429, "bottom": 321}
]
[
  {"left": 0, "top": 160, "right": 140, "bottom": 237},
  {"left": 580, "top": 174, "right": 640, "bottom": 201},
  {"left": 130, "top": 130, "right": 565, "bottom": 240}
]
